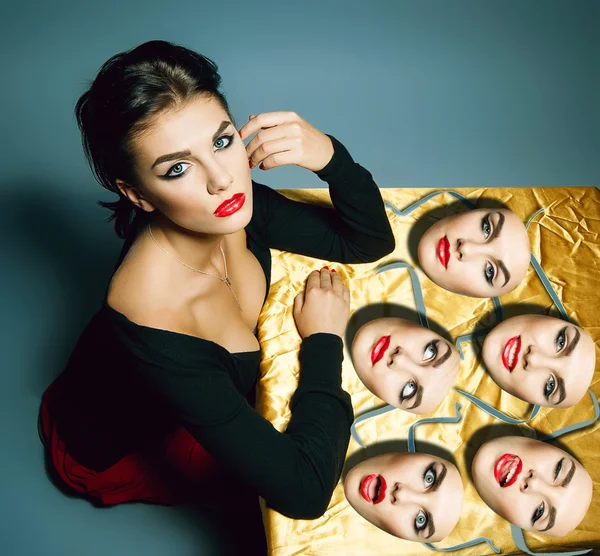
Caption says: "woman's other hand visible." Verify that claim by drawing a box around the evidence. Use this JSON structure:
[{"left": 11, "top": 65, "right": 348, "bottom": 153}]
[
  {"left": 239, "top": 112, "right": 334, "bottom": 172},
  {"left": 293, "top": 268, "right": 350, "bottom": 340}
]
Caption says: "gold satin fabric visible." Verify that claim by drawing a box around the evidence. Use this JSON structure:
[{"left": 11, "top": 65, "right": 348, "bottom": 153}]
[{"left": 255, "top": 187, "right": 600, "bottom": 555}]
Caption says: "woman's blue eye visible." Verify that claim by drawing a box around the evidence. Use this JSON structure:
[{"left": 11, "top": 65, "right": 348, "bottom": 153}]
[
  {"left": 214, "top": 135, "right": 233, "bottom": 150},
  {"left": 555, "top": 328, "right": 567, "bottom": 352},
  {"left": 165, "top": 162, "right": 190, "bottom": 178},
  {"left": 481, "top": 215, "right": 492, "bottom": 239},
  {"left": 544, "top": 375, "right": 556, "bottom": 399},
  {"left": 484, "top": 261, "right": 495, "bottom": 285},
  {"left": 414, "top": 509, "right": 428, "bottom": 532}
]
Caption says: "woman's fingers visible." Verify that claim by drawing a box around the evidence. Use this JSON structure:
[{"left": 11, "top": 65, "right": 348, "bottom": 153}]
[
  {"left": 246, "top": 124, "right": 298, "bottom": 164},
  {"left": 248, "top": 136, "right": 297, "bottom": 169},
  {"left": 238, "top": 111, "right": 299, "bottom": 140}
]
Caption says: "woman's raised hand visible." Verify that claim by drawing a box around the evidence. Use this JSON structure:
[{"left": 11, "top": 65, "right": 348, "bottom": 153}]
[
  {"left": 293, "top": 268, "right": 351, "bottom": 340},
  {"left": 238, "top": 112, "right": 334, "bottom": 172}
]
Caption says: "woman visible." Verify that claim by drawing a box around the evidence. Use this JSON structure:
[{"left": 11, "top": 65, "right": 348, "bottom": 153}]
[{"left": 38, "top": 39, "right": 395, "bottom": 534}]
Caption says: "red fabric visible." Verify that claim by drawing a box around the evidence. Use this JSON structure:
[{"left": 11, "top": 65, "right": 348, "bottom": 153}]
[{"left": 39, "top": 379, "right": 226, "bottom": 506}]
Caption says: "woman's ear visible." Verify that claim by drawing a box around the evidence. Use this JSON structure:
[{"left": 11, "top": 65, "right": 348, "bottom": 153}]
[{"left": 115, "top": 179, "right": 156, "bottom": 212}]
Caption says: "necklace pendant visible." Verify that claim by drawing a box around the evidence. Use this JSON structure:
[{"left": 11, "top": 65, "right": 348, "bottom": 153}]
[{"left": 224, "top": 276, "right": 231, "bottom": 286}]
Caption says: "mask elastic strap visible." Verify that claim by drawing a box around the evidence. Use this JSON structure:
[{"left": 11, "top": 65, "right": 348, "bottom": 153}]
[
  {"left": 384, "top": 190, "right": 476, "bottom": 217},
  {"left": 375, "top": 261, "right": 429, "bottom": 328},
  {"left": 407, "top": 402, "right": 462, "bottom": 452},
  {"left": 408, "top": 403, "right": 501, "bottom": 554},
  {"left": 455, "top": 388, "right": 541, "bottom": 424},
  {"left": 455, "top": 329, "right": 493, "bottom": 360},
  {"left": 425, "top": 538, "right": 500, "bottom": 553},
  {"left": 538, "top": 389, "right": 600, "bottom": 442},
  {"left": 525, "top": 208, "right": 569, "bottom": 321},
  {"left": 351, "top": 405, "right": 396, "bottom": 448},
  {"left": 510, "top": 524, "right": 592, "bottom": 555}
]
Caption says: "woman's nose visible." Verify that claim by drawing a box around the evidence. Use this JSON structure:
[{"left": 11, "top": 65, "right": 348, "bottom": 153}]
[
  {"left": 519, "top": 469, "right": 549, "bottom": 494},
  {"left": 206, "top": 160, "right": 234, "bottom": 193}
]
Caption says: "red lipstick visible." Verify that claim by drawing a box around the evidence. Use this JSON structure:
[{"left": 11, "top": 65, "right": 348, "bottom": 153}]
[
  {"left": 360, "top": 474, "right": 387, "bottom": 504},
  {"left": 371, "top": 335, "right": 391, "bottom": 365},
  {"left": 502, "top": 336, "right": 521, "bottom": 372},
  {"left": 437, "top": 236, "right": 450, "bottom": 269},
  {"left": 214, "top": 193, "right": 245, "bottom": 217},
  {"left": 494, "top": 453, "right": 522, "bottom": 488}
]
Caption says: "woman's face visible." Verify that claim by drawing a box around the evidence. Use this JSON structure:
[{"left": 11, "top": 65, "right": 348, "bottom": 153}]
[
  {"left": 351, "top": 318, "right": 460, "bottom": 414},
  {"left": 482, "top": 315, "right": 595, "bottom": 408},
  {"left": 124, "top": 95, "right": 253, "bottom": 234},
  {"left": 472, "top": 436, "right": 592, "bottom": 537},
  {"left": 417, "top": 208, "right": 530, "bottom": 297},
  {"left": 344, "top": 453, "right": 464, "bottom": 543}
]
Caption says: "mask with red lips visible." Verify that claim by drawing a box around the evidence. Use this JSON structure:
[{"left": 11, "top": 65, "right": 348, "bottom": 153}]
[
  {"left": 417, "top": 208, "right": 531, "bottom": 298},
  {"left": 350, "top": 317, "right": 461, "bottom": 415},
  {"left": 472, "top": 436, "right": 593, "bottom": 538},
  {"left": 482, "top": 315, "right": 595, "bottom": 408},
  {"left": 344, "top": 452, "right": 465, "bottom": 543}
]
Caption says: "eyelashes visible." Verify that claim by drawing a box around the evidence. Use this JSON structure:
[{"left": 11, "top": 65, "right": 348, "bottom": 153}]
[
  {"left": 555, "top": 328, "right": 567, "bottom": 352},
  {"left": 484, "top": 261, "right": 495, "bottom": 285},
  {"left": 161, "top": 134, "right": 235, "bottom": 179},
  {"left": 554, "top": 458, "right": 564, "bottom": 481},
  {"left": 532, "top": 500, "right": 545, "bottom": 525},
  {"left": 481, "top": 214, "right": 492, "bottom": 239},
  {"left": 400, "top": 380, "right": 417, "bottom": 403},
  {"left": 543, "top": 375, "right": 556, "bottom": 400}
]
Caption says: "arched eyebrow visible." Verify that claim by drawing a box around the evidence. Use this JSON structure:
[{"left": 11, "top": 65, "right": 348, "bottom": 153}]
[
  {"left": 407, "top": 385, "right": 424, "bottom": 410},
  {"left": 554, "top": 376, "right": 567, "bottom": 405},
  {"left": 429, "top": 463, "right": 448, "bottom": 492},
  {"left": 424, "top": 509, "right": 436, "bottom": 539},
  {"left": 563, "top": 328, "right": 581, "bottom": 357},
  {"left": 561, "top": 459, "right": 576, "bottom": 488},
  {"left": 433, "top": 342, "right": 452, "bottom": 368},
  {"left": 488, "top": 212, "right": 505, "bottom": 241},
  {"left": 539, "top": 506, "right": 557, "bottom": 532},
  {"left": 496, "top": 260, "right": 511, "bottom": 288},
  {"left": 151, "top": 120, "right": 233, "bottom": 168}
]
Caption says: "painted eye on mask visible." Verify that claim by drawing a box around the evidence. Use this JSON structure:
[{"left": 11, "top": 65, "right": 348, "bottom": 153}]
[
  {"left": 414, "top": 509, "right": 428, "bottom": 534},
  {"left": 544, "top": 375, "right": 556, "bottom": 400},
  {"left": 481, "top": 215, "right": 492, "bottom": 239},
  {"left": 423, "top": 340, "right": 438, "bottom": 362},
  {"left": 423, "top": 463, "right": 437, "bottom": 487},
  {"left": 555, "top": 328, "right": 567, "bottom": 352},
  {"left": 400, "top": 380, "right": 418, "bottom": 403},
  {"left": 484, "top": 261, "right": 495, "bottom": 285},
  {"left": 532, "top": 500, "right": 545, "bottom": 525},
  {"left": 554, "top": 458, "right": 564, "bottom": 481}
]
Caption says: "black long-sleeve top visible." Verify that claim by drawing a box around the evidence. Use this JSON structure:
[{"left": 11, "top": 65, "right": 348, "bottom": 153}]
[{"left": 46, "top": 135, "right": 395, "bottom": 519}]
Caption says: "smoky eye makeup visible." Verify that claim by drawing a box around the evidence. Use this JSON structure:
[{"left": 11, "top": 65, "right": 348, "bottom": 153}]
[
  {"left": 553, "top": 458, "right": 564, "bottom": 481},
  {"left": 531, "top": 500, "right": 546, "bottom": 526},
  {"left": 423, "top": 340, "right": 439, "bottom": 362},
  {"left": 162, "top": 162, "right": 192, "bottom": 179},
  {"left": 423, "top": 463, "right": 437, "bottom": 488},
  {"left": 484, "top": 260, "right": 496, "bottom": 286},
  {"left": 555, "top": 327, "right": 567, "bottom": 352},
  {"left": 400, "top": 380, "right": 418, "bottom": 404},
  {"left": 481, "top": 214, "right": 492, "bottom": 239},
  {"left": 543, "top": 374, "right": 557, "bottom": 400}
]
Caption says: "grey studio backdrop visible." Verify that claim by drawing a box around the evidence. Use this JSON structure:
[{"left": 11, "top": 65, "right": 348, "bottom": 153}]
[{"left": 1, "top": 1, "right": 598, "bottom": 555}]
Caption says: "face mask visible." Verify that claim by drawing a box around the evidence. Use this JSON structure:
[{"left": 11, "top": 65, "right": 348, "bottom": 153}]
[{"left": 351, "top": 191, "right": 598, "bottom": 554}]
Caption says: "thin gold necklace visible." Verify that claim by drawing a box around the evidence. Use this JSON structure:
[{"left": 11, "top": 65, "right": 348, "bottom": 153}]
[{"left": 147, "top": 222, "right": 242, "bottom": 311}]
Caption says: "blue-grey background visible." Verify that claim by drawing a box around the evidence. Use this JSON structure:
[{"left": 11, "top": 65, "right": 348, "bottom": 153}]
[{"left": 1, "top": 1, "right": 598, "bottom": 555}]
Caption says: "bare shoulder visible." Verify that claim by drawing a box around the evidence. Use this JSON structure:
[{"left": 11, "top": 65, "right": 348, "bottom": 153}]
[{"left": 106, "top": 242, "right": 212, "bottom": 337}]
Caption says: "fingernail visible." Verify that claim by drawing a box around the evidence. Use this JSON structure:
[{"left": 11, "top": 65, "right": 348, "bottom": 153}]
[
  {"left": 259, "top": 163, "right": 265, "bottom": 170},
  {"left": 331, "top": 269, "right": 336, "bottom": 273},
  {"left": 249, "top": 160, "right": 253, "bottom": 168},
  {"left": 323, "top": 266, "right": 329, "bottom": 270}
]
